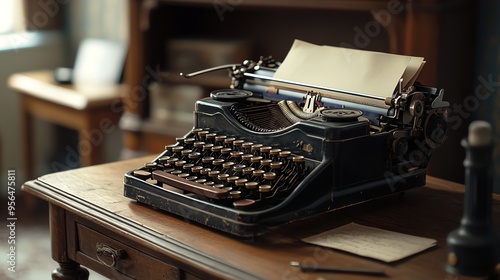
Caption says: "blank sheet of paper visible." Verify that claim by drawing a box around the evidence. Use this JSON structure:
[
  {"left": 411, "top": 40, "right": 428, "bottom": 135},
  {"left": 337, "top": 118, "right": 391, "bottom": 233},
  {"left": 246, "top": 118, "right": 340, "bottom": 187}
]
[
  {"left": 302, "top": 223, "right": 436, "bottom": 262},
  {"left": 273, "top": 40, "right": 424, "bottom": 104}
]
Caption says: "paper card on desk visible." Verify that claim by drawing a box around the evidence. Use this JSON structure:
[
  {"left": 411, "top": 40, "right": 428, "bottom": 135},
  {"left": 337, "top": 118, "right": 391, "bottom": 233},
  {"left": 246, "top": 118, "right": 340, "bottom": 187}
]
[
  {"left": 302, "top": 223, "right": 436, "bottom": 263},
  {"left": 272, "top": 40, "right": 424, "bottom": 107}
]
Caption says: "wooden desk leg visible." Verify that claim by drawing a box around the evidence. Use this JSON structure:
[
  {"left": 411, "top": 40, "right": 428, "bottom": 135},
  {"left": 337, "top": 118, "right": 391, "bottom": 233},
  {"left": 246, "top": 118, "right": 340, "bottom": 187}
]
[
  {"left": 49, "top": 204, "right": 89, "bottom": 280},
  {"left": 78, "top": 110, "right": 110, "bottom": 166},
  {"left": 52, "top": 261, "right": 90, "bottom": 280},
  {"left": 78, "top": 128, "right": 102, "bottom": 167}
]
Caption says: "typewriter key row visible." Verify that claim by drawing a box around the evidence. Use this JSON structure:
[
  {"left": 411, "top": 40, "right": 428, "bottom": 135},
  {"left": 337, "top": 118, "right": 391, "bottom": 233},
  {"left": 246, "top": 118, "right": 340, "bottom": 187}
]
[{"left": 133, "top": 128, "right": 308, "bottom": 209}]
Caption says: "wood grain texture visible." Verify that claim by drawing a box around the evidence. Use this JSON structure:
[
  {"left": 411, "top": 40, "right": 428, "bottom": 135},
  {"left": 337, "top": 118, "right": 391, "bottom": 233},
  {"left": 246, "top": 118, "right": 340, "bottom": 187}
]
[{"left": 22, "top": 157, "right": 500, "bottom": 279}]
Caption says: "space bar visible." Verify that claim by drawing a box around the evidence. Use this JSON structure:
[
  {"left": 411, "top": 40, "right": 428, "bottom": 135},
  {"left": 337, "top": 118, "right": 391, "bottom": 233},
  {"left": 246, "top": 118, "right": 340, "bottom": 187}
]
[{"left": 152, "top": 170, "right": 228, "bottom": 199}]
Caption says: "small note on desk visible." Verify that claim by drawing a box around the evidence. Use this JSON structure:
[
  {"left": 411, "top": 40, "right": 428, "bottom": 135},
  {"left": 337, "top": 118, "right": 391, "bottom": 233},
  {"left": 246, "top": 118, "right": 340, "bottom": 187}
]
[{"left": 302, "top": 223, "right": 436, "bottom": 263}]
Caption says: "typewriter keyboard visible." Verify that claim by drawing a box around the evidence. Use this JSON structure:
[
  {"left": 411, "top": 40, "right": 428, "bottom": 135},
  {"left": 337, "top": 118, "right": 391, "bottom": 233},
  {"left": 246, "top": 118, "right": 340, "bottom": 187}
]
[{"left": 132, "top": 128, "right": 310, "bottom": 210}]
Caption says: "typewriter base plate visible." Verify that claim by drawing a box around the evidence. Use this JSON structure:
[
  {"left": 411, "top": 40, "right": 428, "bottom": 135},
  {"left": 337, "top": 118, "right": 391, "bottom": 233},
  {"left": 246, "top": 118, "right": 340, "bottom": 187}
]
[{"left": 124, "top": 169, "right": 427, "bottom": 237}]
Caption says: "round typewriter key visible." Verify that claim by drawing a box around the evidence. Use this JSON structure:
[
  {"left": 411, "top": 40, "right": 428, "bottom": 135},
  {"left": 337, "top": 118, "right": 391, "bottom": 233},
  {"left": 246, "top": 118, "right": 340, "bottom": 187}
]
[
  {"left": 251, "top": 156, "right": 263, "bottom": 166},
  {"left": 202, "top": 143, "right": 213, "bottom": 149},
  {"left": 242, "top": 167, "right": 255, "bottom": 175},
  {"left": 186, "top": 176, "right": 198, "bottom": 181},
  {"left": 320, "top": 108, "right": 363, "bottom": 122},
  {"left": 178, "top": 173, "right": 190, "bottom": 178},
  {"left": 279, "top": 151, "right": 292, "bottom": 158},
  {"left": 191, "top": 166, "right": 203, "bottom": 173},
  {"left": 211, "top": 145, "right": 223, "bottom": 154},
  {"left": 221, "top": 147, "right": 232, "bottom": 156},
  {"left": 242, "top": 142, "right": 254, "bottom": 149},
  {"left": 164, "top": 167, "right": 175, "bottom": 173},
  {"left": 206, "top": 133, "right": 217, "bottom": 142},
  {"left": 215, "top": 135, "right": 227, "bottom": 143},
  {"left": 184, "top": 137, "right": 195, "bottom": 146},
  {"left": 144, "top": 162, "right": 158, "bottom": 172},
  {"left": 233, "top": 199, "right": 256, "bottom": 209},
  {"left": 259, "top": 185, "right": 272, "bottom": 193},
  {"left": 166, "top": 157, "right": 179, "bottom": 166},
  {"left": 241, "top": 154, "right": 253, "bottom": 162},
  {"left": 270, "top": 161, "right": 283, "bottom": 170},
  {"left": 210, "top": 89, "right": 253, "bottom": 101},
  {"left": 181, "top": 149, "right": 193, "bottom": 157},
  {"left": 245, "top": 181, "right": 258, "bottom": 190},
  {"left": 193, "top": 141, "right": 205, "bottom": 148},
  {"left": 229, "top": 190, "right": 242, "bottom": 199},
  {"left": 253, "top": 169, "right": 265, "bottom": 177},
  {"left": 293, "top": 156, "right": 306, "bottom": 172},
  {"left": 158, "top": 156, "right": 170, "bottom": 164},
  {"left": 233, "top": 164, "right": 246, "bottom": 175},
  {"left": 230, "top": 151, "right": 243, "bottom": 159},
  {"left": 292, "top": 156, "right": 305, "bottom": 162},
  {"left": 175, "top": 137, "right": 185, "bottom": 144},
  {"left": 175, "top": 160, "right": 187, "bottom": 168},
  {"left": 260, "top": 146, "right": 272, "bottom": 154},
  {"left": 213, "top": 184, "right": 224, "bottom": 189},
  {"left": 202, "top": 156, "right": 214, "bottom": 164},
  {"left": 183, "top": 163, "right": 194, "bottom": 171},
  {"left": 227, "top": 176, "right": 239, "bottom": 184},
  {"left": 235, "top": 178, "right": 248, "bottom": 187},
  {"left": 171, "top": 170, "right": 182, "bottom": 175},
  {"left": 212, "top": 158, "right": 224, "bottom": 167},
  {"left": 263, "top": 172, "right": 276, "bottom": 180},
  {"left": 208, "top": 170, "right": 220, "bottom": 178},
  {"left": 251, "top": 144, "right": 263, "bottom": 153},
  {"left": 222, "top": 161, "right": 235, "bottom": 170},
  {"left": 260, "top": 159, "right": 272, "bottom": 168},
  {"left": 218, "top": 173, "right": 230, "bottom": 181},
  {"left": 270, "top": 148, "right": 281, "bottom": 156},
  {"left": 200, "top": 168, "right": 211, "bottom": 175},
  {"left": 204, "top": 181, "right": 214, "bottom": 186},
  {"left": 191, "top": 128, "right": 203, "bottom": 134},
  {"left": 188, "top": 152, "right": 201, "bottom": 160},
  {"left": 133, "top": 170, "right": 151, "bottom": 180},
  {"left": 172, "top": 146, "right": 184, "bottom": 155},
  {"left": 165, "top": 144, "right": 176, "bottom": 152},
  {"left": 198, "top": 130, "right": 209, "bottom": 139},
  {"left": 233, "top": 139, "right": 244, "bottom": 148},
  {"left": 223, "top": 186, "right": 233, "bottom": 192},
  {"left": 195, "top": 178, "right": 207, "bottom": 184},
  {"left": 224, "top": 137, "right": 236, "bottom": 146}
]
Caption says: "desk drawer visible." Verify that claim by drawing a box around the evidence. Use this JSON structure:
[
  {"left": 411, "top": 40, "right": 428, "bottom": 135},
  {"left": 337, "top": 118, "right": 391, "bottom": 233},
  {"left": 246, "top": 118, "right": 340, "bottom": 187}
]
[{"left": 76, "top": 223, "right": 181, "bottom": 279}]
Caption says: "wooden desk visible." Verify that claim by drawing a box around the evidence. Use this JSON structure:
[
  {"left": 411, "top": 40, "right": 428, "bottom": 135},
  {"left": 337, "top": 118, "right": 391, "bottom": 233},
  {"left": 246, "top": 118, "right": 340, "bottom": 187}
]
[
  {"left": 22, "top": 157, "right": 500, "bottom": 279},
  {"left": 8, "top": 70, "right": 125, "bottom": 180}
]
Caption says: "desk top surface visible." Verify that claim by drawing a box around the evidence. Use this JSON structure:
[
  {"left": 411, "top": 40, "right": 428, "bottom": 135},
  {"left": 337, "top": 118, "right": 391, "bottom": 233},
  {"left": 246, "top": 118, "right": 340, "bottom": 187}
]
[
  {"left": 22, "top": 156, "right": 500, "bottom": 279},
  {"left": 8, "top": 70, "right": 126, "bottom": 110}
]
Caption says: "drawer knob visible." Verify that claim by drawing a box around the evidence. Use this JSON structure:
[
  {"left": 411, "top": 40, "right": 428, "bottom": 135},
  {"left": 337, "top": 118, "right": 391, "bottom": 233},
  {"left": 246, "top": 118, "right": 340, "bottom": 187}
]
[{"left": 96, "top": 242, "right": 126, "bottom": 268}]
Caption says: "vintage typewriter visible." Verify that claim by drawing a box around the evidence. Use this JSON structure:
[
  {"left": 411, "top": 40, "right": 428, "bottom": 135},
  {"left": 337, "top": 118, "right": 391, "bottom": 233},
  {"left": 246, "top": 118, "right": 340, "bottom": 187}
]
[{"left": 124, "top": 46, "right": 449, "bottom": 237}]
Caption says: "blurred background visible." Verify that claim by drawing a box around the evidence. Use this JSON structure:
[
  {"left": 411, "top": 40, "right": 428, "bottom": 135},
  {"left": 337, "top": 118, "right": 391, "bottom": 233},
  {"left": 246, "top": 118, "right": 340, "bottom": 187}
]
[{"left": 0, "top": 0, "right": 499, "bottom": 278}]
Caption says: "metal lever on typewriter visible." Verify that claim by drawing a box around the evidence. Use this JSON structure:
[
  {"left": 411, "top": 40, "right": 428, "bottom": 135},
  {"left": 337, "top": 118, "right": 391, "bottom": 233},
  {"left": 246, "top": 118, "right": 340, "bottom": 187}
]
[
  {"left": 180, "top": 62, "right": 251, "bottom": 89},
  {"left": 180, "top": 56, "right": 277, "bottom": 89},
  {"left": 180, "top": 64, "right": 240, "bottom": 79}
]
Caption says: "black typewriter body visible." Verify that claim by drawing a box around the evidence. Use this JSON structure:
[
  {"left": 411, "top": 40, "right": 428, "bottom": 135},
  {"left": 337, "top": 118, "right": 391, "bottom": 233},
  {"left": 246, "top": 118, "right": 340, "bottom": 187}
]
[{"left": 124, "top": 57, "right": 448, "bottom": 237}]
